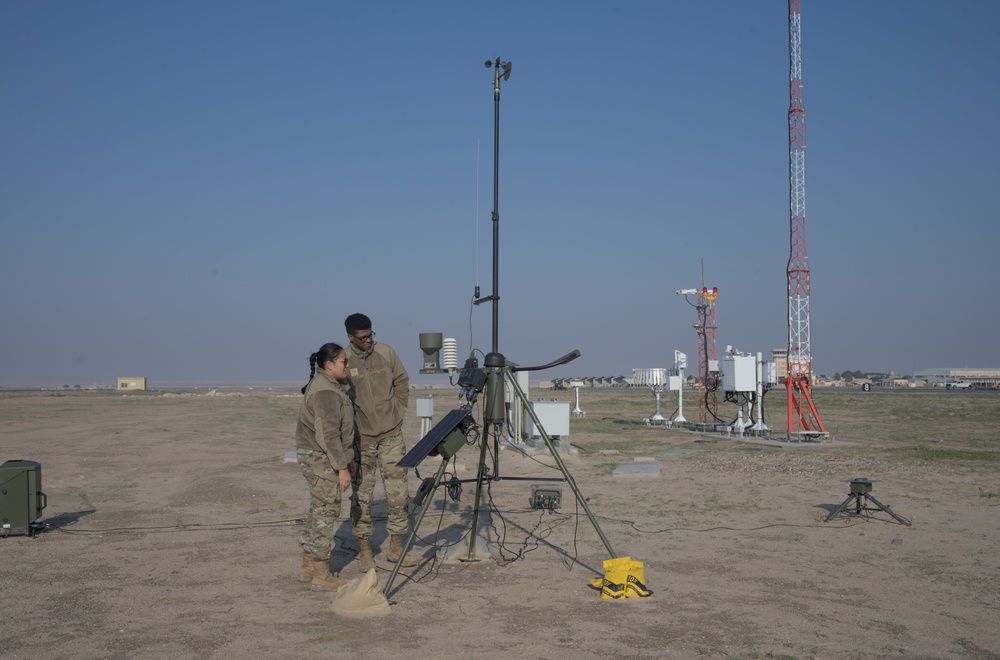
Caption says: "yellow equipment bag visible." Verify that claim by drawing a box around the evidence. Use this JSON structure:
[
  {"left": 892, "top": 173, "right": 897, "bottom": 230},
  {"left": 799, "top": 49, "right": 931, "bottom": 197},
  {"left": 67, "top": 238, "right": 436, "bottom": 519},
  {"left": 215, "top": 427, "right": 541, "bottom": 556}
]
[
  {"left": 625, "top": 558, "right": 652, "bottom": 598},
  {"left": 588, "top": 556, "right": 631, "bottom": 599},
  {"left": 588, "top": 556, "right": 652, "bottom": 599}
]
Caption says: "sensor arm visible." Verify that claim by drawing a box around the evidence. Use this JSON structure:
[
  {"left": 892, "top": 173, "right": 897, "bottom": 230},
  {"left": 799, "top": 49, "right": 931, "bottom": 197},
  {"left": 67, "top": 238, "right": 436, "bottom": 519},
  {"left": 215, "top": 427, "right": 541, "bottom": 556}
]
[{"left": 509, "top": 350, "right": 581, "bottom": 373}]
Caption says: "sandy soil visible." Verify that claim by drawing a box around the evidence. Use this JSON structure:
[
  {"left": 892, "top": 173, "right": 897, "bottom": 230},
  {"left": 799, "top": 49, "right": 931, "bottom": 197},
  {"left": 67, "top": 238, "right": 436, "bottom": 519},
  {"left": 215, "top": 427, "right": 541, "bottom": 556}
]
[{"left": 1, "top": 389, "right": 998, "bottom": 659}]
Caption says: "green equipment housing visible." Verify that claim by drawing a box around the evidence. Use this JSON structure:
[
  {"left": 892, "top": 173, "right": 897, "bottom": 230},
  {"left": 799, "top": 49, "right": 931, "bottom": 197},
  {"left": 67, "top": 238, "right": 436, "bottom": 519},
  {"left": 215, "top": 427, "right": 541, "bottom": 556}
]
[{"left": 0, "top": 460, "right": 47, "bottom": 537}]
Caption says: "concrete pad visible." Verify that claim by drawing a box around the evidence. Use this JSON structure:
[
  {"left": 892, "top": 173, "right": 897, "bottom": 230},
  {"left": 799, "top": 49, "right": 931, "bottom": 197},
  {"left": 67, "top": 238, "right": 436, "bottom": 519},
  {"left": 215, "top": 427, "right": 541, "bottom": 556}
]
[
  {"left": 612, "top": 461, "right": 662, "bottom": 477},
  {"left": 655, "top": 448, "right": 702, "bottom": 459},
  {"left": 521, "top": 438, "right": 579, "bottom": 456}
]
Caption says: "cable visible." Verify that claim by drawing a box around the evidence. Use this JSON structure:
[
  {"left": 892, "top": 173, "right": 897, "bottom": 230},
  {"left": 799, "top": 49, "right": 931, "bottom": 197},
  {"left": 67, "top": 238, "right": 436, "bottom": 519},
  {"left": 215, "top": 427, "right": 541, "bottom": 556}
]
[
  {"left": 587, "top": 512, "right": 867, "bottom": 534},
  {"left": 48, "top": 517, "right": 305, "bottom": 535}
]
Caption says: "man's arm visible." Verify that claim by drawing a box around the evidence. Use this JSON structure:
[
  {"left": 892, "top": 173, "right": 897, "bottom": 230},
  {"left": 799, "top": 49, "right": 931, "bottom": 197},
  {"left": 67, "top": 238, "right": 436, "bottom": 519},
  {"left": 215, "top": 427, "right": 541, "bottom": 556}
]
[{"left": 390, "top": 347, "right": 409, "bottom": 411}]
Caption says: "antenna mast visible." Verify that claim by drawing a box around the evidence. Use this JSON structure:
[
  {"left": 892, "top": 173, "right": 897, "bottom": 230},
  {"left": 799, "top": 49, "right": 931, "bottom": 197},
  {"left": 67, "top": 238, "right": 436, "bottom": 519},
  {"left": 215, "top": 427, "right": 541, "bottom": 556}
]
[
  {"left": 786, "top": 0, "right": 826, "bottom": 437},
  {"left": 696, "top": 286, "right": 718, "bottom": 423}
]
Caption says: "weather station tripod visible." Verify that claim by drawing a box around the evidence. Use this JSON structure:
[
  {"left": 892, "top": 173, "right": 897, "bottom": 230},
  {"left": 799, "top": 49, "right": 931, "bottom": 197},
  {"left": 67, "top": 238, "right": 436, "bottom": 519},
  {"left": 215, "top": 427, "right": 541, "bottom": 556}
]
[
  {"left": 824, "top": 478, "right": 911, "bottom": 526},
  {"left": 382, "top": 56, "right": 616, "bottom": 597}
]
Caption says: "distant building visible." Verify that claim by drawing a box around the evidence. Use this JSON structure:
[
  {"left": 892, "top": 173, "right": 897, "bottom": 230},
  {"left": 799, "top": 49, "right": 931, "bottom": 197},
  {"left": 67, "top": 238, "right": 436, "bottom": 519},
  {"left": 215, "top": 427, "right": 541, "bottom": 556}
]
[
  {"left": 551, "top": 376, "right": 629, "bottom": 389},
  {"left": 771, "top": 348, "right": 788, "bottom": 380},
  {"left": 117, "top": 377, "right": 147, "bottom": 391},
  {"left": 913, "top": 368, "right": 1000, "bottom": 389},
  {"left": 770, "top": 348, "right": 823, "bottom": 384}
]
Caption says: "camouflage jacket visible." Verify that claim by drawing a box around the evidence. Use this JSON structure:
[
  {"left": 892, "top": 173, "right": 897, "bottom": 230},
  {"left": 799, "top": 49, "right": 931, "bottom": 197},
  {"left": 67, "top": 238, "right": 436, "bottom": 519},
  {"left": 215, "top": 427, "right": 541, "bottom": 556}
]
[
  {"left": 346, "top": 341, "right": 409, "bottom": 440},
  {"left": 295, "top": 370, "right": 355, "bottom": 470}
]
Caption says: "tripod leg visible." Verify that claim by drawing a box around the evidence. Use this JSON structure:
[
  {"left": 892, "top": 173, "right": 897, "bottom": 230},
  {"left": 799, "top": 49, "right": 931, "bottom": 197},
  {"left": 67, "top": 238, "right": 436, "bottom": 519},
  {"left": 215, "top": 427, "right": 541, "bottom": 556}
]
[
  {"left": 464, "top": 427, "right": 492, "bottom": 562},
  {"left": 825, "top": 494, "right": 857, "bottom": 522},
  {"left": 506, "top": 370, "right": 618, "bottom": 558},
  {"left": 866, "top": 494, "right": 912, "bottom": 526},
  {"left": 383, "top": 456, "right": 450, "bottom": 597}
]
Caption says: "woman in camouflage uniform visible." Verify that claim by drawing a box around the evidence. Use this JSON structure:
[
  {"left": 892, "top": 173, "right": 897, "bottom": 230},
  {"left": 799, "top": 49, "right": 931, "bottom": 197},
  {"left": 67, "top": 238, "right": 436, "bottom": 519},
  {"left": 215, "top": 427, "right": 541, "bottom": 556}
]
[{"left": 295, "top": 343, "right": 357, "bottom": 591}]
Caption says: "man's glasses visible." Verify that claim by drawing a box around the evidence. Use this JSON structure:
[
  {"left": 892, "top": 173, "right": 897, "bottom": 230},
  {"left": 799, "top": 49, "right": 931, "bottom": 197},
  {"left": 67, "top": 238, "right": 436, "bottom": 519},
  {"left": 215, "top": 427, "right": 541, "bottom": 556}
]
[{"left": 352, "top": 331, "right": 375, "bottom": 343}]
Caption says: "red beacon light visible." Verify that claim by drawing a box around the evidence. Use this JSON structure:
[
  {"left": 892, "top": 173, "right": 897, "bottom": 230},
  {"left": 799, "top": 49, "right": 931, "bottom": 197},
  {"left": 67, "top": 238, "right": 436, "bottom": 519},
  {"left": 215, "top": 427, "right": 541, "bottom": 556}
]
[{"left": 702, "top": 286, "right": 718, "bottom": 302}]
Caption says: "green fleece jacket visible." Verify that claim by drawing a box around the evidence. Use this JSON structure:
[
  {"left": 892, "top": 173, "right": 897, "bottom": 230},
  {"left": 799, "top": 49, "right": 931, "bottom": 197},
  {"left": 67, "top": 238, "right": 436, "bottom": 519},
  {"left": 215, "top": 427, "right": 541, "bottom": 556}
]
[
  {"left": 295, "top": 370, "right": 355, "bottom": 470},
  {"left": 346, "top": 341, "right": 409, "bottom": 440}
]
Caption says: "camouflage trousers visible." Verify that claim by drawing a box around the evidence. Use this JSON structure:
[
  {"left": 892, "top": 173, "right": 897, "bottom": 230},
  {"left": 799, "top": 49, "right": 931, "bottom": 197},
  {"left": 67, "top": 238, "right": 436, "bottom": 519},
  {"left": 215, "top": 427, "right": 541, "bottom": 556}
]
[
  {"left": 351, "top": 432, "right": 410, "bottom": 538},
  {"left": 298, "top": 449, "right": 350, "bottom": 560}
]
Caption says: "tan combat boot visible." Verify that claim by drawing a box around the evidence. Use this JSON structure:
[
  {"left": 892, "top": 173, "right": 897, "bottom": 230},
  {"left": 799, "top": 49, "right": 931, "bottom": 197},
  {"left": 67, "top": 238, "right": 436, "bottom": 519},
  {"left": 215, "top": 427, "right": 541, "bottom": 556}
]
[
  {"left": 356, "top": 537, "right": 375, "bottom": 573},
  {"left": 310, "top": 558, "right": 348, "bottom": 591},
  {"left": 386, "top": 534, "right": 418, "bottom": 566},
  {"left": 298, "top": 551, "right": 315, "bottom": 583}
]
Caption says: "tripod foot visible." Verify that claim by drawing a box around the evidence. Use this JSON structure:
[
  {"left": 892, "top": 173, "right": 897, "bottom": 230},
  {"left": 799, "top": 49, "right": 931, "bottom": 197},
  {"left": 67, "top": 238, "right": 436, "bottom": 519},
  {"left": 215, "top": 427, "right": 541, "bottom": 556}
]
[
  {"left": 437, "top": 534, "right": 491, "bottom": 562},
  {"left": 866, "top": 494, "right": 912, "bottom": 526},
  {"left": 824, "top": 494, "right": 857, "bottom": 522}
]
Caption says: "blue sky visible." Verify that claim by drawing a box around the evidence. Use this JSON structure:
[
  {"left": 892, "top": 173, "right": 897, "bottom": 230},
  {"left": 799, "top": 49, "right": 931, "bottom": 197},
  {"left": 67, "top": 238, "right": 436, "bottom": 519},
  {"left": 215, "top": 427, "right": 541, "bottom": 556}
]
[{"left": 2, "top": 1, "right": 998, "bottom": 387}]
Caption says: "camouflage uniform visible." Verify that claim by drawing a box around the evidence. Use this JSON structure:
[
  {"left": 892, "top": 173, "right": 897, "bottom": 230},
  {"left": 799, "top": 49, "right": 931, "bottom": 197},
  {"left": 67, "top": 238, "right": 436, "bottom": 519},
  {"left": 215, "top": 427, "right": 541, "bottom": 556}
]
[
  {"left": 345, "top": 340, "right": 410, "bottom": 538},
  {"left": 351, "top": 431, "right": 409, "bottom": 537},
  {"left": 295, "top": 370, "right": 355, "bottom": 560},
  {"left": 298, "top": 449, "right": 347, "bottom": 559}
]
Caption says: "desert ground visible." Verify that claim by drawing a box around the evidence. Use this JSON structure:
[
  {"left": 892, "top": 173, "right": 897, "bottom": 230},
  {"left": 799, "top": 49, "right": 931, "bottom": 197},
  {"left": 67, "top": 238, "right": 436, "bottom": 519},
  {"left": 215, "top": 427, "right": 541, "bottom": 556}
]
[{"left": 1, "top": 384, "right": 998, "bottom": 659}]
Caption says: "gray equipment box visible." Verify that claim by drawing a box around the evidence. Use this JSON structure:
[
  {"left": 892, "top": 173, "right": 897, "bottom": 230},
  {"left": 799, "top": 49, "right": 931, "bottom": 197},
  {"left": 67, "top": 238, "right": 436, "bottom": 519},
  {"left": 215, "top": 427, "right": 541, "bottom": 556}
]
[{"left": 0, "top": 460, "right": 47, "bottom": 537}]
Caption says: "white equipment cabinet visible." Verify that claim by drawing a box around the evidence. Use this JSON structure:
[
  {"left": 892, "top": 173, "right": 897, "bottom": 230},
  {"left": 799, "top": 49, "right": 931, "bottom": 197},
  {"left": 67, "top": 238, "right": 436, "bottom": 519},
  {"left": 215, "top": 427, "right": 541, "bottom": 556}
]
[{"left": 526, "top": 400, "right": 570, "bottom": 438}]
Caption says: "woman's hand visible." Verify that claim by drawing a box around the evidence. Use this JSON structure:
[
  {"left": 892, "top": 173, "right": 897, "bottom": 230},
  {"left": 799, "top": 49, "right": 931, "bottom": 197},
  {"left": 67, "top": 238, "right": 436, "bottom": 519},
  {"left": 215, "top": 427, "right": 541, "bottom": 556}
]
[{"left": 338, "top": 468, "right": 352, "bottom": 492}]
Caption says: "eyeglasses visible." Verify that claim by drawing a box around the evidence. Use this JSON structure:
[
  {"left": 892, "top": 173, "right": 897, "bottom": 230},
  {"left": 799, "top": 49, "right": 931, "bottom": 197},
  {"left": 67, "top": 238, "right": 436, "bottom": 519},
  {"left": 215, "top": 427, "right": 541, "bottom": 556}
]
[
  {"left": 351, "top": 331, "right": 375, "bottom": 343},
  {"left": 335, "top": 358, "right": 349, "bottom": 366}
]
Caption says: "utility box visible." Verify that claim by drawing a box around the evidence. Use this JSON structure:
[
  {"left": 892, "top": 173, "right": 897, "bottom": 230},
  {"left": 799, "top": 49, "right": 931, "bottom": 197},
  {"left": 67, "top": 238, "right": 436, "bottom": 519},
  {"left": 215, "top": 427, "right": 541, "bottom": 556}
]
[
  {"left": 526, "top": 401, "right": 570, "bottom": 439},
  {"left": 416, "top": 396, "right": 434, "bottom": 418},
  {"left": 0, "top": 460, "right": 47, "bottom": 537},
  {"left": 723, "top": 355, "right": 757, "bottom": 392}
]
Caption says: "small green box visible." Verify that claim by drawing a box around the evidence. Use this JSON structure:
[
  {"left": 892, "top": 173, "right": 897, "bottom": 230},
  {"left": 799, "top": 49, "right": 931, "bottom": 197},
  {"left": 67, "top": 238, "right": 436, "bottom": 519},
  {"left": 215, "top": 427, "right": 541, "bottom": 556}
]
[
  {"left": 0, "top": 460, "right": 47, "bottom": 537},
  {"left": 530, "top": 484, "right": 562, "bottom": 510}
]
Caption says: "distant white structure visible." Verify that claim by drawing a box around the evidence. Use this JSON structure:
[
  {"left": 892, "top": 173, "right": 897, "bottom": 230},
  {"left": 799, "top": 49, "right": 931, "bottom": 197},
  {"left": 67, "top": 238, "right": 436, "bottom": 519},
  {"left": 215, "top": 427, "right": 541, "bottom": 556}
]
[
  {"left": 117, "top": 377, "right": 147, "bottom": 391},
  {"left": 913, "top": 368, "right": 1000, "bottom": 389},
  {"left": 570, "top": 380, "right": 585, "bottom": 416},
  {"left": 632, "top": 368, "right": 668, "bottom": 423},
  {"left": 630, "top": 368, "right": 668, "bottom": 388},
  {"left": 672, "top": 351, "right": 687, "bottom": 423}
]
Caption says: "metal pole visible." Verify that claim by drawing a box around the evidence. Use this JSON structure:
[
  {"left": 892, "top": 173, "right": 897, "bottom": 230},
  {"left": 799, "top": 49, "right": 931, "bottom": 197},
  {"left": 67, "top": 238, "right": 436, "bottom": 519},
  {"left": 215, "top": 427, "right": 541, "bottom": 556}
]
[{"left": 491, "top": 59, "right": 501, "bottom": 355}]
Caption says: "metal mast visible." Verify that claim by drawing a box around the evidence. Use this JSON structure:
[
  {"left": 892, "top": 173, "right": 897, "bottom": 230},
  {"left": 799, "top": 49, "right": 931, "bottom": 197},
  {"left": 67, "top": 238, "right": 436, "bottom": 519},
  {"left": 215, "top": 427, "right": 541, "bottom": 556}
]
[
  {"left": 695, "top": 287, "right": 718, "bottom": 424},
  {"left": 786, "top": 0, "right": 826, "bottom": 436}
]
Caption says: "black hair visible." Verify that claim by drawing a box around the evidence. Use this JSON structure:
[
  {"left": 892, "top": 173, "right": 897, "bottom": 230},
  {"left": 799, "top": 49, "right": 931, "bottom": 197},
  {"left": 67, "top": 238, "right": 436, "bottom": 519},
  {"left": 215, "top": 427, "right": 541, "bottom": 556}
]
[
  {"left": 344, "top": 313, "right": 372, "bottom": 335},
  {"left": 301, "top": 342, "right": 344, "bottom": 394}
]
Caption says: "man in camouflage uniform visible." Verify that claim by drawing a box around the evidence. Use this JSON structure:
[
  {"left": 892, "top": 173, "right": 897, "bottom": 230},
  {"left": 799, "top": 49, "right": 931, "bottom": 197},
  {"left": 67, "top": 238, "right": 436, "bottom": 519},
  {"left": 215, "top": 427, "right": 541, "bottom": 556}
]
[{"left": 344, "top": 313, "right": 416, "bottom": 571}]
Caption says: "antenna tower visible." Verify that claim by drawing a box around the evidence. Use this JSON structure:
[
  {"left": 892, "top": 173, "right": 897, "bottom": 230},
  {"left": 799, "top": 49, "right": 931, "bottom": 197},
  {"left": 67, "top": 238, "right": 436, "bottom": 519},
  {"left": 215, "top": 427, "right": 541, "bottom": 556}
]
[
  {"left": 696, "top": 287, "right": 718, "bottom": 423},
  {"left": 786, "top": 0, "right": 826, "bottom": 436}
]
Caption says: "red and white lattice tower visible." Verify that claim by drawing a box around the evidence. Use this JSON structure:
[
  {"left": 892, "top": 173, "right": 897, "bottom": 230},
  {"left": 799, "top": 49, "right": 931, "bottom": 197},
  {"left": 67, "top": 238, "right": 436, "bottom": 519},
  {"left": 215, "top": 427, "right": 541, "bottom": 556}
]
[{"left": 786, "top": 0, "right": 826, "bottom": 436}]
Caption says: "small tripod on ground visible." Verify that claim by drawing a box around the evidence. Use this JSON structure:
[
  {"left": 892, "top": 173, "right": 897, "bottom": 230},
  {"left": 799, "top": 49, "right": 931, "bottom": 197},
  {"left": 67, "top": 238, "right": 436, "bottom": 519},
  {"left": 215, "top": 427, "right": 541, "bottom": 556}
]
[
  {"left": 824, "top": 478, "right": 911, "bottom": 526},
  {"left": 383, "top": 350, "right": 618, "bottom": 596}
]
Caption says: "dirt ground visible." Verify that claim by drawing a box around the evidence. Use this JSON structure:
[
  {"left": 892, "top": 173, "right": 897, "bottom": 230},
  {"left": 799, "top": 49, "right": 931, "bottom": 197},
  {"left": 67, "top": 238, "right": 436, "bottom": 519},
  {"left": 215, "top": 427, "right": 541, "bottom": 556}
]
[{"left": 1, "top": 387, "right": 998, "bottom": 659}]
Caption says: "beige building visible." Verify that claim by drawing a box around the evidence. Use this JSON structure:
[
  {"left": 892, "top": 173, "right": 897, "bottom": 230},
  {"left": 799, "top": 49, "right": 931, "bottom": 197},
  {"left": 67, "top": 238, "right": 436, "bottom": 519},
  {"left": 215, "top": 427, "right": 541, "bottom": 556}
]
[
  {"left": 771, "top": 349, "right": 788, "bottom": 380},
  {"left": 771, "top": 348, "right": 821, "bottom": 383},
  {"left": 117, "top": 377, "right": 147, "bottom": 391}
]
